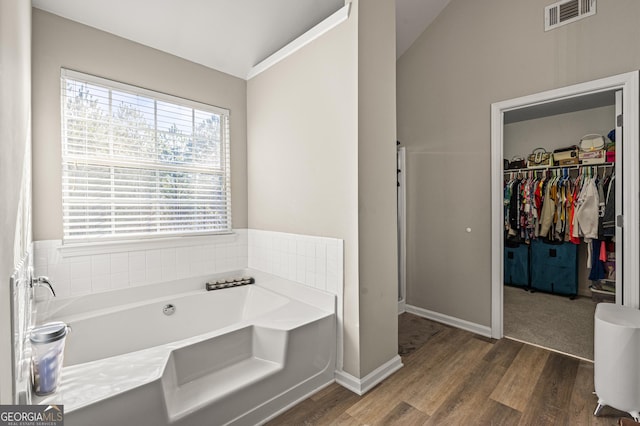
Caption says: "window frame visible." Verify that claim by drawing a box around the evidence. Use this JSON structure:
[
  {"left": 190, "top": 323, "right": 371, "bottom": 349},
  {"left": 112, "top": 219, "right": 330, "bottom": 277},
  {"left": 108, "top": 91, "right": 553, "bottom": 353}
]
[{"left": 60, "top": 68, "right": 232, "bottom": 244}]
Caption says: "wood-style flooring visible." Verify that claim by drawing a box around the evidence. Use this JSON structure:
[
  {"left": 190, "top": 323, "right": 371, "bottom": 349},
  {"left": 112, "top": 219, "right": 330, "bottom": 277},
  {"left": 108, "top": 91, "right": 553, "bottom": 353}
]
[{"left": 267, "top": 313, "right": 629, "bottom": 425}]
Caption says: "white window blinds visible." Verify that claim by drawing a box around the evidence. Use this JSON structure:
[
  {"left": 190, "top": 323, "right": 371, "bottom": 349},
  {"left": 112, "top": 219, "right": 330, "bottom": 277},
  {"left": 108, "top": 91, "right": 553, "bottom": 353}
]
[{"left": 61, "top": 69, "right": 231, "bottom": 242}]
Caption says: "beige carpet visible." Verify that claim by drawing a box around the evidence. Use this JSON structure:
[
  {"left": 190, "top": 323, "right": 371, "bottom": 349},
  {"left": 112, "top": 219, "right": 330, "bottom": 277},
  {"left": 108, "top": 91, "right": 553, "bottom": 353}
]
[{"left": 504, "top": 285, "right": 597, "bottom": 360}]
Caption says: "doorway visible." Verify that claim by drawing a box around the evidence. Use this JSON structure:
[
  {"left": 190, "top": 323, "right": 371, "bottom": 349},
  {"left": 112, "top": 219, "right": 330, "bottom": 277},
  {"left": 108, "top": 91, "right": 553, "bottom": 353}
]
[{"left": 490, "top": 72, "right": 640, "bottom": 354}]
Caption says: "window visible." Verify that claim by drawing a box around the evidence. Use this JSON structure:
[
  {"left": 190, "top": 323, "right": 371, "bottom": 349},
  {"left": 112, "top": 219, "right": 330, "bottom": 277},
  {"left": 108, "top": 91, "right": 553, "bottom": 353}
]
[{"left": 60, "top": 69, "right": 231, "bottom": 243}]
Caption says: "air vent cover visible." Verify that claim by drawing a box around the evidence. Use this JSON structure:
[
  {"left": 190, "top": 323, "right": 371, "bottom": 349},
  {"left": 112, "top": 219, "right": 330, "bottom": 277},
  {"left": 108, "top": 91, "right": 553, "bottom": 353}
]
[{"left": 545, "top": 0, "right": 596, "bottom": 31}]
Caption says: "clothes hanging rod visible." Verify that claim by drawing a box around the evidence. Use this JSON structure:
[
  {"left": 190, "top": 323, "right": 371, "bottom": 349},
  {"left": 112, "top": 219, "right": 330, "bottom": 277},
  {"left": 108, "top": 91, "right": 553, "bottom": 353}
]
[{"left": 504, "top": 162, "right": 614, "bottom": 173}]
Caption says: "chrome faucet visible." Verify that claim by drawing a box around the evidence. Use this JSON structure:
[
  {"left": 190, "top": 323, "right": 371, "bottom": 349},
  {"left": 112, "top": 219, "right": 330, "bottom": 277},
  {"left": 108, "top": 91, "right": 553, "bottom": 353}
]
[{"left": 31, "top": 276, "right": 56, "bottom": 297}]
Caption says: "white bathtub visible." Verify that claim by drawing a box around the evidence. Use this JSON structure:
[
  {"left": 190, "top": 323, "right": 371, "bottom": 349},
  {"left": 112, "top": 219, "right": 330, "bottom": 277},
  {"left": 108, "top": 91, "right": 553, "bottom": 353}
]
[{"left": 35, "top": 269, "right": 336, "bottom": 426}]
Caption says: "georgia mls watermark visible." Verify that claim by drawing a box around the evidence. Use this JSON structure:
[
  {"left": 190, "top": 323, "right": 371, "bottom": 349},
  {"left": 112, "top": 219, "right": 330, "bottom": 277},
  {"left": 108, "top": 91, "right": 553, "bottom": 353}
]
[{"left": 0, "top": 405, "right": 63, "bottom": 426}]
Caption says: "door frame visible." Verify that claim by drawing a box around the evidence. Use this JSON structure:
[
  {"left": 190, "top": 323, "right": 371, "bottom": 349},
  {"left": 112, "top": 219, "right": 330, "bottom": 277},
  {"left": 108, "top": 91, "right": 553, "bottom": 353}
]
[
  {"left": 397, "top": 146, "right": 407, "bottom": 313},
  {"left": 490, "top": 71, "right": 639, "bottom": 339}
]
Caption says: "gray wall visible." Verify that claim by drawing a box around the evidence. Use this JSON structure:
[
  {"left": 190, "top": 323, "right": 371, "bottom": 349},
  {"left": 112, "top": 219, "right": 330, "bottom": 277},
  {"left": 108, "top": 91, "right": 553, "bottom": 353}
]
[
  {"left": 0, "top": 0, "right": 32, "bottom": 403},
  {"left": 31, "top": 9, "right": 248, "bottom": 241},
  {"left": 247, "top": 3, "right": 360, "bottom": 375},
  {"left": 397, "top": 0, "right": 640, "bottom": 327},
  {"left": 248, "top": 0, "right": 398, "bottom": 378},
  {"left": 356, "top": 0, "right": 398, "bottom": 377},
  {"left": 504, "top": 105, "right": 616, "bottom": 160}
]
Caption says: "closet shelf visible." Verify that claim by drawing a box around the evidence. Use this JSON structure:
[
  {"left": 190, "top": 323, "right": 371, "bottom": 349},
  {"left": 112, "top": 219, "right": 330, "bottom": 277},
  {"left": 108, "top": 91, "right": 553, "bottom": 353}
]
[
  {"left": 504, "top": 162, "right": 614, "bottom": 174},
  {"left": 590, "top": 286, "right": 615, "bottom": 295},
  {"left": 590, "top": 284, "right": 615, "bottom": 306}
]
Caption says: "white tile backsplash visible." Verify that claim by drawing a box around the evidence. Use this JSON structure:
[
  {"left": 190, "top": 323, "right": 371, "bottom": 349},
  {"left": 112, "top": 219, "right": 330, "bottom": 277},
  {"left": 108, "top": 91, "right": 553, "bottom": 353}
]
[
  {"left": 161, "top": 263, "right": 177, "bottom": 282},
  {"left": 129, "top": 268, "right": 147, "bottom": 287},
  {"left": 70, "top": 258, "right": 91, "bottom": 281},
  {"left": 248, "top": 229, "right": 343, "bottom": 297},
  {"left": 70, "top": 277, "right": 91, "bottom": 296},
  {"left": 47, "top": 263, "right": 70, "bottom": 294},
  {"left": 145, "top": 249, "right": 163, "bottom": 283},
  {"left": 110, "top": 253, "right": 128, "bottom": 273},
  {"left": 146, "top": 264, "right": 162, "bottom": 284},
  {"left": 91, "top": 274, "right": 110, "bottom": 292},
  {"left": 34, "top": 229, "right": 342, "bottom": 301},
  {"left": 176, "top": 260, "right": 190, "bottom": 279},
  {"left": 128, "top": 251, "right": 146, "bottom": 271},
  {"left": 91, "top": 254, "right": 110, "bottom": 276},
  {"left": 175, "top": 247, "right": 190, "bottom": 267},
  {"left": 34, "top": 230, "right": 248, "bottom": 299},
  {"left": 146, "top": 249, "right": 162, "bottom": 270},
  {"left": 110, "top": 271, "right": 129, "bottom": 290}
]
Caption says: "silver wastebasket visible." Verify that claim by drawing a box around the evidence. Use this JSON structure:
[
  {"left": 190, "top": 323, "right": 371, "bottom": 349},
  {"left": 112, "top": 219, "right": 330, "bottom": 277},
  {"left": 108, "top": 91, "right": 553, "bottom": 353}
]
[
  {"left": 594, "top": 304, "right": 640, "bottom": 421},
  {"left": 30, "top": 321, "right": 69, "bottom": 396}
]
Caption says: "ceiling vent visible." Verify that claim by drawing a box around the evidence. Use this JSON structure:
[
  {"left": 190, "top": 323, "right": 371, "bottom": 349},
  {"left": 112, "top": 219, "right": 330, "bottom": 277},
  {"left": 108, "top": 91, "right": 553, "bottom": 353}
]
[{"left": 545, "top": 0, "right": 596, "bottom": 31}]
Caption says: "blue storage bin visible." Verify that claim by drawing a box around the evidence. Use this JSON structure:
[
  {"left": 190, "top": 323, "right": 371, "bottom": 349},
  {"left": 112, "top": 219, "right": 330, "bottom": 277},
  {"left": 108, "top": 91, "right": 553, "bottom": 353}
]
[
  {"left": 530, "top": 240, "right": 578, "bottom": 296},
  {"left": 504, "top": 242, "right": 529, "bottom": 288}
]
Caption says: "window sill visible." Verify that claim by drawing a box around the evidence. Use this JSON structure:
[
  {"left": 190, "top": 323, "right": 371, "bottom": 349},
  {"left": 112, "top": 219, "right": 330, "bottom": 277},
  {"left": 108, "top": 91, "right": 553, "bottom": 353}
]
[{"left": 59, "top": 231, "right": 245, "bottom": 258}]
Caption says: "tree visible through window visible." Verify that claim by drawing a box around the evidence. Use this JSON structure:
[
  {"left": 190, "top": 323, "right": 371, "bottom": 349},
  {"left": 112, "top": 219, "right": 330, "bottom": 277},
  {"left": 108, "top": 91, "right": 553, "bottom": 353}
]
[{"left": 61, "top": 69, "right": 231, "bottom": 242}]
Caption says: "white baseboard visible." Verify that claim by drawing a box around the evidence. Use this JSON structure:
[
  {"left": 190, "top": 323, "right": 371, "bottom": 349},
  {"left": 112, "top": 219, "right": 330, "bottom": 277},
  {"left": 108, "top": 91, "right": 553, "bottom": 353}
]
[
  {"left": 335, "top": 355, "right": 403, "bottom": 396},
  {"left": 398, "top": 299, "right": 406, "bottom": 314},
  {"left": 405, "top": 304, "right": 492, "bottom": 338}
]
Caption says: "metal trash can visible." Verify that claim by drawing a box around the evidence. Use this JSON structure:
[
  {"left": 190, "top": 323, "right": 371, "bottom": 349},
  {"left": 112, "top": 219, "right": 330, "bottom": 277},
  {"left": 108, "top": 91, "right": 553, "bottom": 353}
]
[
  {"left": 594, "top": 304, "right": 640, "bottom": 421},
  {"left": 30, "top": 321, "right": 69, "bottom": 396}
]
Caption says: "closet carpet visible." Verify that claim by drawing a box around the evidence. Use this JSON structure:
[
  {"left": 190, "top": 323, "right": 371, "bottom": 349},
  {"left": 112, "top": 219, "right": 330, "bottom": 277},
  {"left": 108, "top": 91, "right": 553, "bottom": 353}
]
[
  {"left": 503, "top": 285, "right": 597, "bottom": 360},
  {"left": 268, "top": 313, "right": 628, "bottom": 425}
]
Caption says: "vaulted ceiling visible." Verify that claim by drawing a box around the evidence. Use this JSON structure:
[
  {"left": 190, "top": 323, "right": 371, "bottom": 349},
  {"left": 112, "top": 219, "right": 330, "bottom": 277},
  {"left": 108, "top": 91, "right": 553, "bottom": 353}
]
[{"left": 32, "top": 0, "right": 451, "bottom": 79}]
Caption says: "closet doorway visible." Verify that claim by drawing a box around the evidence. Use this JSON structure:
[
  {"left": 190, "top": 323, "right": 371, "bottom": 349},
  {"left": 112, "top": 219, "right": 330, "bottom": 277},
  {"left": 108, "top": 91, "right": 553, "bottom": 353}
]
[{"left": 490, "top": 72, "right": 640, "bottom": 358}]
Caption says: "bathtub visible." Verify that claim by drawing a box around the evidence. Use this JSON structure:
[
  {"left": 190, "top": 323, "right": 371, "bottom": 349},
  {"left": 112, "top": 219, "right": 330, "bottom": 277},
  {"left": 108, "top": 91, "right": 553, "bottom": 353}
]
[{"left": 35, "top": 269, "right": 336, "bottom": 426}]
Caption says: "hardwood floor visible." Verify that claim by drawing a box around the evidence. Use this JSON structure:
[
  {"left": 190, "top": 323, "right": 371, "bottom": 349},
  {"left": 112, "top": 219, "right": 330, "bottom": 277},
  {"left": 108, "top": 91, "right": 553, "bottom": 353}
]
[{"left": 267, "top": 313, "right": 629, "bottom": 425}]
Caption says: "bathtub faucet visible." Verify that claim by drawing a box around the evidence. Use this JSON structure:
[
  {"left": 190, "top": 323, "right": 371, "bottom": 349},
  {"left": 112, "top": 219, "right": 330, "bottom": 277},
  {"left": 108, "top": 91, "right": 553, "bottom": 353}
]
[
  {"left": 206, "top": 276, "right": 255, "bottom": 291},
  {"left": 31, "top": 276, "right": 56, "bottom": 297}
]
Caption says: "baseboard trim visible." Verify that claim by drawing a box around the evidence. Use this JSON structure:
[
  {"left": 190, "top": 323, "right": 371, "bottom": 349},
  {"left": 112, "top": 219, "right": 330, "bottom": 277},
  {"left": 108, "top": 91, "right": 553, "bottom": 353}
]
[
  {"left": 335, "top": 355, "right": 403, "bottom": 396},
  {"left": 405, "top": 304, "right": 492, "bottom": 338},
  {"left": 398, "top": 300, "right": 406, "bottom": 314}
]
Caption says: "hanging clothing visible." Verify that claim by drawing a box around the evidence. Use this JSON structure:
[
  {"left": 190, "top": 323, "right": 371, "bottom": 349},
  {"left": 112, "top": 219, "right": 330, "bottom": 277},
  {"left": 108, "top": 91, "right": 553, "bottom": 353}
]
[
  {"left": 503, "top": 166, "right": 615, "bottom": 245},
  {"left": 539, "top": 180, "right": 555, "bottom": 239},
  {"left": 503, "top": 165, "right": 616, "bottom": 297},
  {"left": 588, "top": 239, "right": 606, "bottom": 281},
  {"left": 508, "top": 179, "right": 520, "bottom": 237},
  {"left": 602, "top": 175, "right": 616, "bottom": 238},
  {"left": 575, "top": 177, "right": 599, "bottom": 242}
]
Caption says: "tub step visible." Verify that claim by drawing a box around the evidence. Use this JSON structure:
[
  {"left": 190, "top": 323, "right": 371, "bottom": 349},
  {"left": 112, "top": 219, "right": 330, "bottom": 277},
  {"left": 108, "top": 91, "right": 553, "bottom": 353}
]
[{"left": 163, "top": 357, "right": 283, "bottom": 422}]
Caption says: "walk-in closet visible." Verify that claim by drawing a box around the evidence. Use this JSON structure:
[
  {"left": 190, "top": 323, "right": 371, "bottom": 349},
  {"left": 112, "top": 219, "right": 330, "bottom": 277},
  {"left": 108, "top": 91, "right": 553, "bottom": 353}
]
[{"left": 491, "top": 72, "right": 640, "bottom": 360}]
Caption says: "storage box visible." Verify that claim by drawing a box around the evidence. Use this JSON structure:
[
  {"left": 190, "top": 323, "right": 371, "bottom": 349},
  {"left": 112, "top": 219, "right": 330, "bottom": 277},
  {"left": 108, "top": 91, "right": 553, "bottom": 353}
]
[
  {"left": 504, "top": 242, "right": 529, "bottom": 288},
  {"left": 558, "top": 156, "right": 579, "bottom": 166},
  {"left": 530, "top": 240, "right": 578, "bottom": 296},
  {"left": 553, "top": 147, "right": 579, "bottom": 166},
  {"left": 580, "top": 149, "right": 606, "bottom": 165}
]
